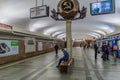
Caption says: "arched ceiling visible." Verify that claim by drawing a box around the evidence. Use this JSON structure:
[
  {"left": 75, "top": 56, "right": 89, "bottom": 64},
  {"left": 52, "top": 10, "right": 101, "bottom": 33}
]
[{"left": 0, "top": 0, "right": 120, "bottom": 40}]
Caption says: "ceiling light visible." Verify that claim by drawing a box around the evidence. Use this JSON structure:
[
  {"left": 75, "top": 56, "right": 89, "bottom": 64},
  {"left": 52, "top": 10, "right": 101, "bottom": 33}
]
[{"left": 52, "top": 31, "right": 64, "bottom": 37}]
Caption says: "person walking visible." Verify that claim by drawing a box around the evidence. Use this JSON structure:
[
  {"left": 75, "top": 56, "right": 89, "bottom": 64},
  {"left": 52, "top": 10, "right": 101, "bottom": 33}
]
[
  {"left": 106, "top": 43, "right": 110, "bottom": 60},
  {"left": 101, "top": 43, "right": 107, "bottom": 61},
  {"left": 94, "top": 41, "right": 98, "bottom": 60},
  {"left": 54, "top": 44, "right": 59, "bottom": 55}
]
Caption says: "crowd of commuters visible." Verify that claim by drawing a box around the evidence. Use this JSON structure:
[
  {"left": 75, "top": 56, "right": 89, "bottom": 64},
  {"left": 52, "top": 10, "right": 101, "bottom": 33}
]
[
  {"left": 93, "top": 41, "right": 118, "bottom": 61},
  {"left": 54, "top": 40, "right": 118, "bottom": 68},
  {"left": 80, "top": 40, "right": 118, "bottom": 62},
  {"left": 101, "top": 43, "right": 110, "bottom": 61}
]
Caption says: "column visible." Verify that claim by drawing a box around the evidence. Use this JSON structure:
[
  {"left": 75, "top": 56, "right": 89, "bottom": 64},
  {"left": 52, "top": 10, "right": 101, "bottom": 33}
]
[{"left": 66, "top": 20, "right": 72, "bottom": 58}]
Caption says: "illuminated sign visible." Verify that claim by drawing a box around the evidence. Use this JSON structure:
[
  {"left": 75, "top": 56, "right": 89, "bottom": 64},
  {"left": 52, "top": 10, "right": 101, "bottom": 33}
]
[
  {"left": 30, "top": 5, "right": 49, "bottom": 19},
  {"left": 0, "top": 23, "right": 12, "bottom": 31}
]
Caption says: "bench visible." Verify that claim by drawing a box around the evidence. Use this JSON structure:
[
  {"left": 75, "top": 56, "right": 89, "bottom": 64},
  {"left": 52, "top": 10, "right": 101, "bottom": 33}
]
[{"left": 60, "top": 58, "right": 73, "bottom": 72}]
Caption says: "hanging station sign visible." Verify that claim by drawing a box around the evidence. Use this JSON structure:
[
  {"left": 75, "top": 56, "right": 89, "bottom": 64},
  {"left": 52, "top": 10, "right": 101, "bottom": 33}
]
[{"left": 30, "top": 5, "right": 49, "bottom": 19}]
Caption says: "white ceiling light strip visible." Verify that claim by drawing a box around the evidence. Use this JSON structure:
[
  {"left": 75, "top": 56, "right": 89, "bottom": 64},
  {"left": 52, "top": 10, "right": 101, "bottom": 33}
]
[
  {"left": 57, "top": 33, "right": 66, "bottom": 39},
  {"left": 89, "top": 32, "right": 101, "bottom": 37},
  {"left": 51, "top": 31, "right": 64, "bottom": 37},
  {"left": 94, "top": 30, "right": 106, "bottom": 35},
  {"left": 87, "top": 33, "right": 99, "bottom": 38}
]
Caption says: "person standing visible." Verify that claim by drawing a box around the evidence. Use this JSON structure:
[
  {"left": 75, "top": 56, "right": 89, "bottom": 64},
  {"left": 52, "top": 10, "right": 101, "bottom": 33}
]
[
  {"left": 54, "top": 44, "right": 59, "bottom": 55},
  {"left": 94, "top": 42, "right": 98, "bottom": 60},
  {"left": 112, "top": 42, "right": 118, "bottom": 62},
  {"left": 101, "top": 43, "right": 107, "bottom": 61},
  {"left": 106, "top": 43, "right": 110, "bottom": 60}
]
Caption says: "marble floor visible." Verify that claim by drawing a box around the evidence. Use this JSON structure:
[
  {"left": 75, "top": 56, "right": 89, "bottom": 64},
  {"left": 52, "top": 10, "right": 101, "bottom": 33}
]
[{"left": 0, "top": 47, "right": 120, "bottom": 80}]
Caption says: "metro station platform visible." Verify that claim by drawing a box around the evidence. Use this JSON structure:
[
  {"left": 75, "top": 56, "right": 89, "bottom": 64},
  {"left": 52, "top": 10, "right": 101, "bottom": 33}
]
[{"left": 0, "top": 47, "right": 120, "bottom": 80}]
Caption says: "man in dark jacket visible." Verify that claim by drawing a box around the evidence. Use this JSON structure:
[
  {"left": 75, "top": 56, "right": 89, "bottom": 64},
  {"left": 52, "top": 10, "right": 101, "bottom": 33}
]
[
  {"left": 94, "top": 42, "right": 98, "bottom": 60},
  {"left": 54, "top": 44, "right": 59, "bottom": 55}
]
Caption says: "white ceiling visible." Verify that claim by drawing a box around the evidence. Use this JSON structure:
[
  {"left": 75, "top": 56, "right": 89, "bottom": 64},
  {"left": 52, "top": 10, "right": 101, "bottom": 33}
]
[{"left": 0, "top": 0, "right": 120, "bottom": 40}]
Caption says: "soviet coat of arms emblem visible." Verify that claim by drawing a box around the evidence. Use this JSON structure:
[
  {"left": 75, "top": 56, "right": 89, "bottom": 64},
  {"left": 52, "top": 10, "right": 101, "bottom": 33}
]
[{"left": 51, "top": 0, "right": 87, "bottom": 20}]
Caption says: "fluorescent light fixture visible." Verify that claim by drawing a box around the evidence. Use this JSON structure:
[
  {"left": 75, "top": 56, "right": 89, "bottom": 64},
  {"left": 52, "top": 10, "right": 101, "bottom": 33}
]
[
  {"left": 43, "top": 27, "right": 59, "bottom": 35},
  {"left": 89, "top": 32, "right": 101, "bottom": 37},
  {"left": 88, "top": 34, "right": 99, "bottom": 38},
  {"left": 100, "top": 26, "right": 115, "bottom": 33},
  {"left": 94, "top": 30, "right": 106, "bottom": 35},
  {"left": 57, "top": 33, "right": 66, "bottom": 39},
  {"left": 52, "top": 31, "right": 64, "bottom": 37}
]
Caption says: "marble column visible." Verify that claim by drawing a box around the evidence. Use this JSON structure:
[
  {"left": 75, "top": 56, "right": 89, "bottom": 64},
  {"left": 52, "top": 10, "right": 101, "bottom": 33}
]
[{"left": 66, "top": 20, "right": 72, "bottom": 58}]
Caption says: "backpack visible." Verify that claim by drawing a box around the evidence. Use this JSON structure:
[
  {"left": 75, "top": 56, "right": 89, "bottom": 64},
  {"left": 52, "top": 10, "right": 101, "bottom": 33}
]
[{"left": 113, "top": 45, "right": 118, "bottom": 50}]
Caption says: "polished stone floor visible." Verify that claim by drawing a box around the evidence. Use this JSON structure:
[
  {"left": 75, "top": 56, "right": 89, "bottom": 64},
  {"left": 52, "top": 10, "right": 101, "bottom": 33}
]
[{"left": 0, "top": 47, "right": 120, "bottom": 80}]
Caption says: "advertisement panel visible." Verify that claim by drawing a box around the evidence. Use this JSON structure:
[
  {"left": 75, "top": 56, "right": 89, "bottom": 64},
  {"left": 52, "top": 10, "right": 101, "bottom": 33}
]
[
  {"left": 24, "top": 37, "right": 36, "bottom": 53},
  {"left": 50, "top": 42, "right": 54, "bottom": 48},
  {"left": 38, "top": 42, "right": 43, "bottom": 51},
  {"left": 0, "top": 40, "right": 19, "bottom": 57},
  {"left": 118, "top": 40, "right": 120, "bottom": 50}
]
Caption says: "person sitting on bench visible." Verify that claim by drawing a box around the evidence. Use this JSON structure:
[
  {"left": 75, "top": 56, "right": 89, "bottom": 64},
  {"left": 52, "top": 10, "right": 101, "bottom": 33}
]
[{"left": 56, "top": 48, "right": 69, "bottom": 67}]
